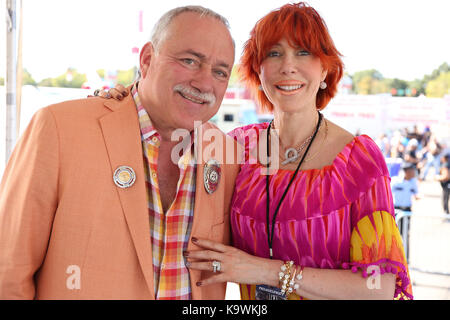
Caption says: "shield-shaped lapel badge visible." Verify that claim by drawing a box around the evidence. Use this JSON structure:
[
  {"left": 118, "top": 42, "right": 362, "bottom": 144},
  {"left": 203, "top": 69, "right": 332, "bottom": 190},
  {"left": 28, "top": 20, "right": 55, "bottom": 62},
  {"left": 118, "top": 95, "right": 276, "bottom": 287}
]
[{"left": 204, "top": 159, "right": 221, "bottom": 194}]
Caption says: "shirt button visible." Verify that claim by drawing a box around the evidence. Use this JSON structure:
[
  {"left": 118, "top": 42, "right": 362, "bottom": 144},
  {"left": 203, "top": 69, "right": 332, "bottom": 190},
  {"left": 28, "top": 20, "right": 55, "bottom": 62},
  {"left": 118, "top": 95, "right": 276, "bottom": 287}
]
[
  {"left": 161, "top": 263, "right": 165, "bottom": 269},
  {"left": 152, "top": 137, "right": 159, "bottom": 143},
  {"left": 152, "top": 172, "right": 157, "bottom": 179}
]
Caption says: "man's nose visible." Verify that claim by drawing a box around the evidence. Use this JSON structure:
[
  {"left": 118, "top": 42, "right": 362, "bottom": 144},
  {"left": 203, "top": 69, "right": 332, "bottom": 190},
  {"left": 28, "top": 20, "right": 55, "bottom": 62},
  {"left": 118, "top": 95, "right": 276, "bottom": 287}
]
[{"left": 190, "top": 66, "right": 214, "bottom": 93}]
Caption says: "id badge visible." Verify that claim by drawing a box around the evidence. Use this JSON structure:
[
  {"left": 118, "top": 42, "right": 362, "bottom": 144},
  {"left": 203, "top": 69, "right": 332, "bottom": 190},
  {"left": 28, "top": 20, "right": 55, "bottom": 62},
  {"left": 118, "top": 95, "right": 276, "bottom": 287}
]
[{"left": 255, "top": 285, "right": 287, "bottom": 300}]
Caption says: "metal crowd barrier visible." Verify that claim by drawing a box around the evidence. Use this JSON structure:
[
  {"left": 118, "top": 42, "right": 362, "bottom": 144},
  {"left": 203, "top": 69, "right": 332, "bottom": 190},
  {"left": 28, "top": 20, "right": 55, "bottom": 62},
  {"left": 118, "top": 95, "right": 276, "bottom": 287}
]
[{"left": 395, "top": 210, "right": 450, "bottom": 276}]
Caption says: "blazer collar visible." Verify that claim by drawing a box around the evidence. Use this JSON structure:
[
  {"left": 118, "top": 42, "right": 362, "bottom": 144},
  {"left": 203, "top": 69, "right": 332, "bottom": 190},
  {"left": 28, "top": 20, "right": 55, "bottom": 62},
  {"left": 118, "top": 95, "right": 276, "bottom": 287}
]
[{"left": 99, "top": 94, "right": 155, "bottom": 298}]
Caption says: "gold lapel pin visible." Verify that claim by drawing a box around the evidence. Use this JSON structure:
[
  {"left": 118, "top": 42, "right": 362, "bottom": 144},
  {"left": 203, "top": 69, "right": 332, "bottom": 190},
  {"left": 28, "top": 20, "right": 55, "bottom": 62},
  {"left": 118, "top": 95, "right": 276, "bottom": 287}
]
[{"left": 113, "top": 166, "right": 136, "bottom": 189}]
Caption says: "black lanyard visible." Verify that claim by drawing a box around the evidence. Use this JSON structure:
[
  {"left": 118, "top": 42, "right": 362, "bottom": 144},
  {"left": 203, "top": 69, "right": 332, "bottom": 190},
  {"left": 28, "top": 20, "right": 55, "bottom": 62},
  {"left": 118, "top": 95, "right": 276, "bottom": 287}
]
[{"left": 266, "top": 112, "right": 322, "bottom": 259}]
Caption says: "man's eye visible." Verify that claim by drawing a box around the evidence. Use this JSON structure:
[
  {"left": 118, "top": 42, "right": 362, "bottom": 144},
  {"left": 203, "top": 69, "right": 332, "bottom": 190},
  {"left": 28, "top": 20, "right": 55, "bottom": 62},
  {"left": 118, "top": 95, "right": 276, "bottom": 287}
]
[
  {"left": 214, "top": 70, "right": 228, "bottom": 78},
  {"left": 182, "top": 58, "right": 196, "bottom": 65}
]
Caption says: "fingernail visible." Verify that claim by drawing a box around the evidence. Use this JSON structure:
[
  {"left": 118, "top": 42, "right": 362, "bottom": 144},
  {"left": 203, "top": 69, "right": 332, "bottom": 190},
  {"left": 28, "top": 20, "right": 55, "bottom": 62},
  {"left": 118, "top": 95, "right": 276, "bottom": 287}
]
[
  {"left": 185, "top": 262, "right": 191, "bottom": 267},
  {"left": 196, "top": 281, "right": 202, "bottom": 287},
  {"left": 106, "top": 93, "right": 111, "bottom": 98},
  {"left": 191, "top": 237, "right": 198, "bottom": 243}
]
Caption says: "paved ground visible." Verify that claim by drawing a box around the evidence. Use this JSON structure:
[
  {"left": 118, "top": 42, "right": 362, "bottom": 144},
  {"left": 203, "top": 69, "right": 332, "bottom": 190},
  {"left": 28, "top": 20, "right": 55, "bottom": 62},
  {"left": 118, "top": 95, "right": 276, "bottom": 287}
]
[
  {"left": 408, "top": 178, "right": 450, "bottom": 299},
  {"left": 225, "top": 176, "right": 450, "bottom": 300}
]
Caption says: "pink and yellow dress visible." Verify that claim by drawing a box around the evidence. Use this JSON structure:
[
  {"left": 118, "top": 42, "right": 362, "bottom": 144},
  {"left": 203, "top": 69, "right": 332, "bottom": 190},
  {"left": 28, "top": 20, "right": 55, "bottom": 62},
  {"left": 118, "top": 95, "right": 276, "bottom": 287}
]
[{"left": 229, "top": 122, "right": 413, "bottom": 300}]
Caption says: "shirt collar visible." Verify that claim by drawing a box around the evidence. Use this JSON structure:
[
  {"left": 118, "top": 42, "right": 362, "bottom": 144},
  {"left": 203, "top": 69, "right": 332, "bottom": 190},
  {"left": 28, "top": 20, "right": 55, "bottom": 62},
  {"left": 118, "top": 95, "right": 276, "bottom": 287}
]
[{"left": 132, "top": 82, "right": 159, "bottom": 143}]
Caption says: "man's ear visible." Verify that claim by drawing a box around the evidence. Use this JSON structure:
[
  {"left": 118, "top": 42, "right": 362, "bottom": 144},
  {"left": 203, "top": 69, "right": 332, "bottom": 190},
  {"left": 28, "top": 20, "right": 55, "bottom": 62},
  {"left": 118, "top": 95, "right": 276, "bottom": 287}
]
[{"left": 140, "top": 42, "right": 155, "bottom": 78}]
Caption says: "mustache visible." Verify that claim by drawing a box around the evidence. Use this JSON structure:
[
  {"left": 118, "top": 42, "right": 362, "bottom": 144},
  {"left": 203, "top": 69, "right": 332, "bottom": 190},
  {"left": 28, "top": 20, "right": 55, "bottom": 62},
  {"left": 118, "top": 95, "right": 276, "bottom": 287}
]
[{"left": 173, "top": 84, "right": 216, "bottom": 106}]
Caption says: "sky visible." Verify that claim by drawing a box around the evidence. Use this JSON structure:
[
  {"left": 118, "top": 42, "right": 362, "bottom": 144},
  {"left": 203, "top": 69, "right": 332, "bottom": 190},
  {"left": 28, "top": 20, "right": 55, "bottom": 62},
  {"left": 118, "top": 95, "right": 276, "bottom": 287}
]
[{"left": 1, "top": 0, "right": 449, "bottom": 83}]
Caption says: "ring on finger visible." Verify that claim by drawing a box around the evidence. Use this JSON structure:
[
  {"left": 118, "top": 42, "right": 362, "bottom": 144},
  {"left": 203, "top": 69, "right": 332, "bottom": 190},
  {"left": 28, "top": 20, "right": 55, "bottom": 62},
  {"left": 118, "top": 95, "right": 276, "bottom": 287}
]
[
  {"left": 93, "top": 89, "right": 100, "bottom": 96},
  {"left": 212, "top": 260, "right": 221, "bottom": 273}
]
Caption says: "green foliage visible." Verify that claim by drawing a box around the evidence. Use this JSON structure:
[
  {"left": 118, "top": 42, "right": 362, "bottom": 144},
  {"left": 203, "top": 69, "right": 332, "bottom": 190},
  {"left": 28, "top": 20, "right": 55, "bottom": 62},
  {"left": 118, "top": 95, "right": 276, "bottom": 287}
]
[
  {"left": 0, "top": 69, "right": 37, "bottom": 86},
  {"left": 37, "top": 68, "right": 87, "bottom": 88},
  {"left": 22, "top": 69, "right": 37, "bottom": 86},
  {"left": 352, "top": 70, "right": 389, "bottom": 95},
  {"left": 96, "top": 69, "right": 106, "bottom": 79},
  {"left": 425, "top": 71, "right": 450, "bottom": 98},
  {"left": 116, "top": 67, "right": 137, "bottom": 86},
  {"left": 350, "top": 63, "right": 449, "bottom": 97}
]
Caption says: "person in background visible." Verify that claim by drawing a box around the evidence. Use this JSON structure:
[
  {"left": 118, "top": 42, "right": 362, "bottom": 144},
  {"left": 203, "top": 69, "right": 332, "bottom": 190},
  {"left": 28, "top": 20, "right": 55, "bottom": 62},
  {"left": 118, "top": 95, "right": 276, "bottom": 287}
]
[
  {"left": 375, "top": 133, "right": 391, "bottom": 158},
  {"left": 436, "top": 154, "right": 450, "bottom": 214},
  {"left": 391, "top": 162, "right": 419, "bottom": 262},
  {"left": 404, "top": 138, "right": 420, "bottom": 168},
  {"left": 420, "top": 134, "right": 443, "bottom": 181}
]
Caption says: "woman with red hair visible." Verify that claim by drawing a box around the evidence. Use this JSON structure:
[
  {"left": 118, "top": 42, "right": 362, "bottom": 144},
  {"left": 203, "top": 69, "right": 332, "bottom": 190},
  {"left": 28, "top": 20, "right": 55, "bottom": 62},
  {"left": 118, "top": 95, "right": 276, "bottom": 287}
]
[
  {"left": 102, "top": 2, "right": 412, "bottom": 300},
  {"left": 189, "top": 2, "right": 412, "bottom": 300}
]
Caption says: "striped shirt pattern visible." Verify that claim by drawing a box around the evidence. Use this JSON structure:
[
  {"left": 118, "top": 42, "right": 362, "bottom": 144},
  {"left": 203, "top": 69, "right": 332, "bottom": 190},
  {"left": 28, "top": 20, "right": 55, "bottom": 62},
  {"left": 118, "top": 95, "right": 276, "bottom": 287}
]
[{"left": 132, "top": 84, "right": 196, "bottom": 299}]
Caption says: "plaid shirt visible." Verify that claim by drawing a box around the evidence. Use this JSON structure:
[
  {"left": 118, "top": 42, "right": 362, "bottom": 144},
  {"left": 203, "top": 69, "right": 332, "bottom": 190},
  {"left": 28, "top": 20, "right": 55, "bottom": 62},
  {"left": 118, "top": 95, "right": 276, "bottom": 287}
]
[{"left": 132, "top": 84, "right": 196, "bottom": 300}]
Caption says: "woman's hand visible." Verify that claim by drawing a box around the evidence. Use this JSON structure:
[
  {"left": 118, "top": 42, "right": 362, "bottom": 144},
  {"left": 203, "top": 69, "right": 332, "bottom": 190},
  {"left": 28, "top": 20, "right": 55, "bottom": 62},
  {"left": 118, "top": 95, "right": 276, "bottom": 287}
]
[
  {"left": 93, "top": 84, "right": 129, "bottom": 100},
  {"left": 186, "top": 237, "right": 282, "bottom": 287}
]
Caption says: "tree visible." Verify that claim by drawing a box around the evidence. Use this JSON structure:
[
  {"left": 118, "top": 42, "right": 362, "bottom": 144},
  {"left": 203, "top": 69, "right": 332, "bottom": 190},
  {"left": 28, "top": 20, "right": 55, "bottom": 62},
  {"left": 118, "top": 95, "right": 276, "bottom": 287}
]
[
  {"left": 352, "top": 69, "right": 389, "bottom": 95},
  {"left": 116, "top": 67, "right": 137, "bottom": 86},
  {"left": 96, "top": 69, "right": 106, "bottom": 79},
  {"left": 38, "top": 68, "right": 87, "bottom": 88},
  {"left": 425, "top": 71, "right": 450, "bottom": 98},
  {"left": 22, "top": 68, "right": 37, "bottom": 86},
  {"left": 0, "top": 70, "right": 36, "bottom": 86}
]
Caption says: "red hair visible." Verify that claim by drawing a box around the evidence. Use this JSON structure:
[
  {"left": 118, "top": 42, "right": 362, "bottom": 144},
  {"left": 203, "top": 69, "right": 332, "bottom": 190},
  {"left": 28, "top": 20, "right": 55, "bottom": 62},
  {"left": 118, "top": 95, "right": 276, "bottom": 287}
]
[{"left": 239, "top": 2, "right": 344, "bottom": 112}]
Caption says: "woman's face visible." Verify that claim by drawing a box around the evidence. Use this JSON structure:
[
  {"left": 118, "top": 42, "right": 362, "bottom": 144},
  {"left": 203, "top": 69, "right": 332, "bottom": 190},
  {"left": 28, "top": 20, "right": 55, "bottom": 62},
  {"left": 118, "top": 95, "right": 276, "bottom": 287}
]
[{"left": 258, "top": 38, "right": 327, "bottom": 113}]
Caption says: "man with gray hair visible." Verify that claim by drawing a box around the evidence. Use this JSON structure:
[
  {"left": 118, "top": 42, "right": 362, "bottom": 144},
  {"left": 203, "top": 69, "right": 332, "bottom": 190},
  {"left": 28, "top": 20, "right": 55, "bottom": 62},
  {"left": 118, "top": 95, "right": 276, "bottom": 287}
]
[{"left": 0, "top": 6, "right": 240, "bottom": 299}]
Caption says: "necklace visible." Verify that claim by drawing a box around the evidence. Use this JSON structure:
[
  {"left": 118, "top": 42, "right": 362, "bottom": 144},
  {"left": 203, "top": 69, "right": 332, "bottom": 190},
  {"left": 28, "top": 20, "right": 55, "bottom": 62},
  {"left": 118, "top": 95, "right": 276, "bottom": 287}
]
[
  {"left": 304, "top": 118, "right": 328, "bottom": 163},
  {"left": 271, "top": 114, "right": 323, "bottom": 165},
  {"left": 266, "top": 111, "right": 322, "bottom": 259}
]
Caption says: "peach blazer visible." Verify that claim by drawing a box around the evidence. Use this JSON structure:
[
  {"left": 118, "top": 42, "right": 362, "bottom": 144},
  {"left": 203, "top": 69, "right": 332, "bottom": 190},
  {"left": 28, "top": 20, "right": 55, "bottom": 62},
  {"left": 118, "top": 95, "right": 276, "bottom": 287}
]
[{"left": 0, "top": 94, "right": 240, "bottom": 299}]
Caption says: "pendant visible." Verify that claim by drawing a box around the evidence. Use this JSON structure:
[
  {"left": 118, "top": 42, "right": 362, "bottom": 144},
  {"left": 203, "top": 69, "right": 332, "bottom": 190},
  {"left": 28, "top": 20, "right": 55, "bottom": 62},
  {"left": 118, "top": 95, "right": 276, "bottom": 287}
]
[{"left": 282, "top": 148, "right": 299, "bottom": 165}]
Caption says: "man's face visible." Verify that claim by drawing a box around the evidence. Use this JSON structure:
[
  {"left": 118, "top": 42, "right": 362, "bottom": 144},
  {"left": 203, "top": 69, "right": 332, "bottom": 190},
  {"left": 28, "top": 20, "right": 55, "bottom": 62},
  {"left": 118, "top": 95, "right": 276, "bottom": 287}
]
[{"left": 138, "top": 12, "right": 235, "bottom": 133}]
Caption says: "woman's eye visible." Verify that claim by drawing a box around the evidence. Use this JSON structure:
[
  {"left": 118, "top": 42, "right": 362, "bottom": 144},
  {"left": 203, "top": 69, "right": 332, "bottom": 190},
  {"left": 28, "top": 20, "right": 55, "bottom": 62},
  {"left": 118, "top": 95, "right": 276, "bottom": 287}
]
[
  {"left": 267, "top": 51, "right": 280, "bottom": 57},
  {"left": 298, "top": 50, "right": 310, "bottom": 56}
]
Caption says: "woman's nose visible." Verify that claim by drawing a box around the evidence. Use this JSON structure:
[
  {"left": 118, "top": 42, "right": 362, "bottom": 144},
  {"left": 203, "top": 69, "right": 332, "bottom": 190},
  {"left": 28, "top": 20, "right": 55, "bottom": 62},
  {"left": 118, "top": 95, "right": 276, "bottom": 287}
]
[{"left": 280, "top": 56, "right": 298, "bottom": 75}]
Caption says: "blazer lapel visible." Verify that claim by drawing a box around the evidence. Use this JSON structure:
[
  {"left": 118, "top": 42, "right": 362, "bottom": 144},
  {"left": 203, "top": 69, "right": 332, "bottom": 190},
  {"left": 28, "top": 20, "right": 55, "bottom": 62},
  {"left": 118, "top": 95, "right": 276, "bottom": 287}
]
[
  {"left": 99, "top": 96, "right": 155, "bottom": 298},
  {"left": 188, "top": 123, "right": 226, "bottom": 299}
]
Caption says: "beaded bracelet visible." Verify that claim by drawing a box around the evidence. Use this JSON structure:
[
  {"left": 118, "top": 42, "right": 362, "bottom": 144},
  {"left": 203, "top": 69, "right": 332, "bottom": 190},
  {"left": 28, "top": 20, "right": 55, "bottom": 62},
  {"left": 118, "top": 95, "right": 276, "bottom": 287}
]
[{"left": 278, "top": 261, "right": 304, "bottom": 297}]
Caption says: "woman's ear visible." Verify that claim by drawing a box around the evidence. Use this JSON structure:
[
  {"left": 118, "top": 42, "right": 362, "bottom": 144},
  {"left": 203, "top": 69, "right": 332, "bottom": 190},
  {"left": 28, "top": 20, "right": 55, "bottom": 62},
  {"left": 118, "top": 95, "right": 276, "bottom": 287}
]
[
  {"left": 139, "top": 42, "right": 155, "bottom": 78},
  {"left": 321, "top": 68, "right": 328, "bottom": 82}
]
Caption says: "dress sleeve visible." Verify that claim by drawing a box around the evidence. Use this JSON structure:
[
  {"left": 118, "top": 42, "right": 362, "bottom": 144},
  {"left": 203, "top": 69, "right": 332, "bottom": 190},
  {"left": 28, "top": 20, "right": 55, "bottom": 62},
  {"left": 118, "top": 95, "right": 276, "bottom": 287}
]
[{"left": 344, "top": 137, "right": 413, "bottom": 300}]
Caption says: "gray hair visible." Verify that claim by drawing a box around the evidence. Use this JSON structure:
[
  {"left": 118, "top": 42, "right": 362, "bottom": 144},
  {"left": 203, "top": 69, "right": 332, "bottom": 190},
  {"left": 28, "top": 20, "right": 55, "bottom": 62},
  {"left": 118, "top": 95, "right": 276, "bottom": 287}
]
[
  {"left": 135, "top": 6, "right": 234, "bottom": 81},
  {"left": 150, "top": 5, "right": 234, "bottom": 51}
]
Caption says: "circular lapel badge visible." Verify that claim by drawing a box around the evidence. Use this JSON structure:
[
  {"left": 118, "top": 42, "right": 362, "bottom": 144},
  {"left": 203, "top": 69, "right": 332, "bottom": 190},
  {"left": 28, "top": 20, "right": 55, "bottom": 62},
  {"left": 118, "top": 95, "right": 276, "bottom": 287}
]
[
  {"left": 113, "top": 166, "right": 136, "bottom": 189},
  {"left": 204, "top": 159, "right": 221, "bottom": 194}
]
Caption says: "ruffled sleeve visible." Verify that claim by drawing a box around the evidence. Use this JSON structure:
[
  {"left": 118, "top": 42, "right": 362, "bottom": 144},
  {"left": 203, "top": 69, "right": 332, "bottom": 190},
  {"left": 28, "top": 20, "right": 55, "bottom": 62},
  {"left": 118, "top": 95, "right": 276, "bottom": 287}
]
[{"left": 343, "top": 136, "right": 413, "bottom": 300}]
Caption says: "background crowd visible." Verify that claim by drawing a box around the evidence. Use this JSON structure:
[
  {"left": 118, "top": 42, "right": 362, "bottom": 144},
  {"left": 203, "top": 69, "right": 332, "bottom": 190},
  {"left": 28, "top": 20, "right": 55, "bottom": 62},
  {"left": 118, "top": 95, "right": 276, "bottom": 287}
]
[{"left": 375, "top": 125, "right": 450, "bottom": 214}]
